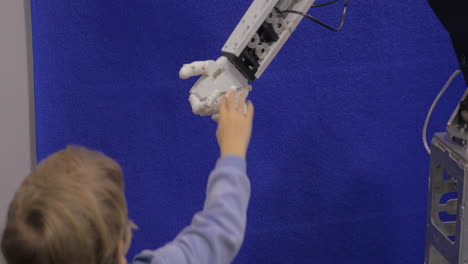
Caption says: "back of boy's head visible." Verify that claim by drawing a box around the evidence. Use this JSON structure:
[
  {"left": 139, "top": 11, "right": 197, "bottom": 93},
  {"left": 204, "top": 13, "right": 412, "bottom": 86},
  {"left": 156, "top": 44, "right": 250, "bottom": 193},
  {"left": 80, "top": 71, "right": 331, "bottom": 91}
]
[{"left": 1, "top": 146, "right": 129, "bottom": 264}]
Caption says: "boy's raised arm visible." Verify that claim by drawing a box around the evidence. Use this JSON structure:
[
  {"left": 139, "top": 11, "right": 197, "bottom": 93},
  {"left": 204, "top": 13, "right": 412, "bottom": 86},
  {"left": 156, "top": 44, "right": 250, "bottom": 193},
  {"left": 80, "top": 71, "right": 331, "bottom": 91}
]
[{"left": 133, "top": 91, "right": 254, "bottom": 264}]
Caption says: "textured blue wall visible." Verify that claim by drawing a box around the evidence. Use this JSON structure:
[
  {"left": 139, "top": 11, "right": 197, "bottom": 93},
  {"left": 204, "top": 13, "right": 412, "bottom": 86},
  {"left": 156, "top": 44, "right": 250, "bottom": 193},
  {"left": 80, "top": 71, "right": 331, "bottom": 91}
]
[{"left": 31, "top": 0, "right": 466, "bottom": 263}]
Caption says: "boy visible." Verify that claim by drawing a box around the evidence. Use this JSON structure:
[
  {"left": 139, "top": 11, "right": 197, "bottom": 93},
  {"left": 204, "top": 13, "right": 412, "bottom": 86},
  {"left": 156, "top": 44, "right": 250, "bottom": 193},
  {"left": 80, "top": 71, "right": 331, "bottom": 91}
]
[{"left": 1, "top": 90, "right": 254, "bottom": 264}]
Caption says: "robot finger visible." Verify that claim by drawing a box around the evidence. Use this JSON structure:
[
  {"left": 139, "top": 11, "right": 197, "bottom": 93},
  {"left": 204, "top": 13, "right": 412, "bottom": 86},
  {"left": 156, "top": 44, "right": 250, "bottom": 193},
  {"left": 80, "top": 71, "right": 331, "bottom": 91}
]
[{"left": 179, "top": 60, "right": 215, "bottom": 79}]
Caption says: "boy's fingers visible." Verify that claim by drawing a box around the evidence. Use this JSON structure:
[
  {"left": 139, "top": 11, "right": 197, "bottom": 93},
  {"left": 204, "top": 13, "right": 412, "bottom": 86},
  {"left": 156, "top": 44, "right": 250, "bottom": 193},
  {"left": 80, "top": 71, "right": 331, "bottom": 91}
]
[
  {"left": 219, "top": 96, "right": 226, "bottom": 114},
  {"left": 237, "top": 93, "right": 246, "bottom": 111},
  {"left": 228, "top": 90, "right": 236, "bottom": 109},
  {"left": 247, "top": 101, "right": 254, "bottom": 119}
]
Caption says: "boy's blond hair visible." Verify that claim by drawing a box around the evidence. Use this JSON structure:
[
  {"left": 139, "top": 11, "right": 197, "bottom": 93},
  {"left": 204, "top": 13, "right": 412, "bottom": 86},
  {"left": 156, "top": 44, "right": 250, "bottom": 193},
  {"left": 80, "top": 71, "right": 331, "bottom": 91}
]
[{"left": 1, "top": 146, "right": 130, "bottom": 264}]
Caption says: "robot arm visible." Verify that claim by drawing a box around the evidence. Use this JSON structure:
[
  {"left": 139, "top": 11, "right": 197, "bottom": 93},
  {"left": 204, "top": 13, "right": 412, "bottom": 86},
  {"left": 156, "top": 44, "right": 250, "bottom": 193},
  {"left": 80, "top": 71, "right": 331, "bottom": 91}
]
[{"left": 179, "top": 0, "right": 318, "bottom": 118}]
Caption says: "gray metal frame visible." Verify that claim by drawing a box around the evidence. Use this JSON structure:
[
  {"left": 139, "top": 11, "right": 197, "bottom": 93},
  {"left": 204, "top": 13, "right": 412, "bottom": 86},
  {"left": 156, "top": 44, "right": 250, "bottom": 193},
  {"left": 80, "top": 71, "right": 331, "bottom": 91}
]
[{"left": 425, "top": 133, "right": 468, "bottom": 263}]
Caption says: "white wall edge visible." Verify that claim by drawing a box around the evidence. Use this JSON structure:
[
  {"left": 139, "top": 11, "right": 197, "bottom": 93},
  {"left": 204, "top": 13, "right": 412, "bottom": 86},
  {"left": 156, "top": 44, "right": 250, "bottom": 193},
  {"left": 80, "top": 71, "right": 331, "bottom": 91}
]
[{"left": 0, "top": 0, "right": 36, "bottom": 262}]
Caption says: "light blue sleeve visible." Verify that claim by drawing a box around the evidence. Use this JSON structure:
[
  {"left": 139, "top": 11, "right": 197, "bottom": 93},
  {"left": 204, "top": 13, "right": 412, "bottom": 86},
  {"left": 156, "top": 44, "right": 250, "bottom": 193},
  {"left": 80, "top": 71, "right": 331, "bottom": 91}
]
[{"left": 132, "top": 156, "right": 251, "bottom": 264}]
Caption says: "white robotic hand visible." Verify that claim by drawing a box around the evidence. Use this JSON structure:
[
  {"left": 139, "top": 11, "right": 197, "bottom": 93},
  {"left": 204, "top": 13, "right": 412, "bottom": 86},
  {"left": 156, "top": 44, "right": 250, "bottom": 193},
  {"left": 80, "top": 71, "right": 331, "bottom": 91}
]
[
  {"left": 179, "top": 0, "right": 324, "bottom": 119},
  {"left": 179, "top": 56, "right": 252, "bottom": 118}
]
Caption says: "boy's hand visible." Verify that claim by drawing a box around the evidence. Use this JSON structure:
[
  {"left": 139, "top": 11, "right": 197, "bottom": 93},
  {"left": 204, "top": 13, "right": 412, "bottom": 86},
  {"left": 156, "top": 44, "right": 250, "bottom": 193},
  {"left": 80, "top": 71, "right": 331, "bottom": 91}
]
[{"left": 216, "top": 90, "right": 254, "bottom": 158}]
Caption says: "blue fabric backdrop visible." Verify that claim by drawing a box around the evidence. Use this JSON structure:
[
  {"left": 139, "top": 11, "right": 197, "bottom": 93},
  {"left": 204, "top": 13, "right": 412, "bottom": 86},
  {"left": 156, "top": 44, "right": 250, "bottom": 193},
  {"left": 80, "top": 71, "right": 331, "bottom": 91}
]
[{"left": 31, "top": 0, "right": 466, "bottom": 263}]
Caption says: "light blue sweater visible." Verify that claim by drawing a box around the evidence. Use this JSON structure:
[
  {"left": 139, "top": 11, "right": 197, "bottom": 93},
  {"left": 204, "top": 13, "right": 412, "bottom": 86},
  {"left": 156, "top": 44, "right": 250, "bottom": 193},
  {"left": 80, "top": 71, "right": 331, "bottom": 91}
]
[{"left": 132, "top": 156, "right": 250, "bottom": 264}]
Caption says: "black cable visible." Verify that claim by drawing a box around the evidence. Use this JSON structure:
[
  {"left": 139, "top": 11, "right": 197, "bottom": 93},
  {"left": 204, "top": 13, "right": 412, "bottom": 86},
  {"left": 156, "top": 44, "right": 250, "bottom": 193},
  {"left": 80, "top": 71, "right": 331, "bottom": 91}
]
[
  {"left": 279, "top": 0, "right": 348, "bottom": 32},
  {"left": 311, "top": 0, "right": 339, "bottom": 8}
]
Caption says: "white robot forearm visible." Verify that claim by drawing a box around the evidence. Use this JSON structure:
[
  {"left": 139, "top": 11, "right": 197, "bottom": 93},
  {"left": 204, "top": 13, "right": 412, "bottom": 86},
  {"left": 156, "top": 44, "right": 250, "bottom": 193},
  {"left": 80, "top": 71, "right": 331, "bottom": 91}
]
[{"left": 179, "top": 0, "right": 317, "bottom": 118}]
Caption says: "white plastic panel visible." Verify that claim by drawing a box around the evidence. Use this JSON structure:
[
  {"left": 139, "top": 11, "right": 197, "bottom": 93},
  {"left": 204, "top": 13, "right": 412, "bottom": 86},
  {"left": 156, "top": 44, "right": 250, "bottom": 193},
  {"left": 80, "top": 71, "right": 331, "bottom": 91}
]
[
  {"left": 255, "top": 0, "right": 316, "bottom": 78},
  {"left": 222, "top": 0, "right": 280, "bottom": 56}
]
